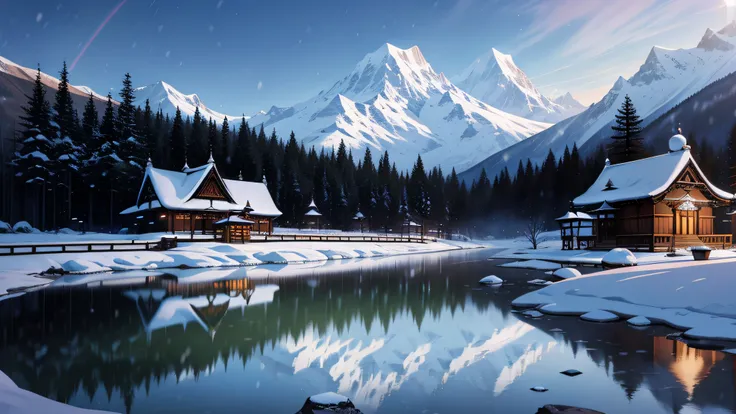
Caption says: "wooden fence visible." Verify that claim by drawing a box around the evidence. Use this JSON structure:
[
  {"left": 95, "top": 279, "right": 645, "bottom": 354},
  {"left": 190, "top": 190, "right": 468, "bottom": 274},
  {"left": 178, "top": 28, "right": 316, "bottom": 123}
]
[{"left": 0, "top": 234, "right": 435, "bottom": 256}]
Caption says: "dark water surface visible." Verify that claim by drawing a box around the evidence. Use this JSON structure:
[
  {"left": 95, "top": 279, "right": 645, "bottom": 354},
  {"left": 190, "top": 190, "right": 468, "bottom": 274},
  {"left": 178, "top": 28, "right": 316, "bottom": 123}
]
[{"left": 0, "top": 248, "right": 734, "bottom": 414}]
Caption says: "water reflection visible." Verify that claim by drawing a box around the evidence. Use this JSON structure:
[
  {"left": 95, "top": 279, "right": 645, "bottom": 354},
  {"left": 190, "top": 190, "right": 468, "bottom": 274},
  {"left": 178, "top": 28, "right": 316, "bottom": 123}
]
[{"left": 0, "top": 250, "right": 734, "bottom": 414}]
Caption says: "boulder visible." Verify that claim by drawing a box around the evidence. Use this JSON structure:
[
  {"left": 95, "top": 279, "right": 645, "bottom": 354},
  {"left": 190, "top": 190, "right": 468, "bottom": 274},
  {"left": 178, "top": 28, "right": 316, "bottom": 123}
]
[
  {"left": 0, "top": 220, "right": 11, "bottom": 233},
  {"left": 296, "top": 392, "right": 362, "bottom": 414},
  {"left": 479, "top": 275, "right": 503, "bottom": 285},
  {"left": 551, "top": 268, "right": 581, "bottom": 281},
  {"left": 601, "top": 248, "right": 637, "bottom": 268},
  {"left": 12, "top": 221, "right": 35, "bottom": 234}
]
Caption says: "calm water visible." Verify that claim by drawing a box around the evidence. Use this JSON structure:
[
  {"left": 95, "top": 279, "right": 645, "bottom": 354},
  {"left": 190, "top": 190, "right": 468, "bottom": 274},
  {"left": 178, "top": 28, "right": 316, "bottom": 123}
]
[{"left": 0, "top": 248, "right": 734, "bottom": 414}]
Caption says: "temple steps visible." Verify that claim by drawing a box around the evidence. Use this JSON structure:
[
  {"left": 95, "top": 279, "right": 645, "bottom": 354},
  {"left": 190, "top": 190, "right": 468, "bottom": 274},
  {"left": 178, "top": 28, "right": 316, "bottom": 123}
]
[{"left": 673, "top": 235, "right": 704, "bottom": 249}]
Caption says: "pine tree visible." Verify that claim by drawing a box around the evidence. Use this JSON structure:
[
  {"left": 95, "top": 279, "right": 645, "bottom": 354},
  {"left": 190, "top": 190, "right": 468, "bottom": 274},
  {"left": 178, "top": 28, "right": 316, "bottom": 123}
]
[
  {"left": 219, "top": 116, "right": 230, "bottom": 173},
  {"left": 13, "top": 67, "right": 55, "bottom": 229},
  {"left": 141, "top": 99, "right": 155, "bottom": 158},
  {"left": 51, "top": 61, "right": 81, "bottom": 228},
  {"left": 189, "top": 107, "right": 207, "bottom": 166},
  {"left": 81, "top": 93, "right": 99, "bottom": 144},
  {"left": 169, "top": 107, "right": 186, "bottom": 170},
  {"left": 610, "top": 94, "right": 644, "bottom": 163},
  {"left": 52, "top": 62, "right": 76, "bottom": 139},
  {"left": 408, "top": 155, "right": 430, "bottom": 218},
  {"left": 236, "top": 117, "right": 256, "bottom": 180},
  {"left": 207, "top": 118, "right": 218, "bottom": 157}
]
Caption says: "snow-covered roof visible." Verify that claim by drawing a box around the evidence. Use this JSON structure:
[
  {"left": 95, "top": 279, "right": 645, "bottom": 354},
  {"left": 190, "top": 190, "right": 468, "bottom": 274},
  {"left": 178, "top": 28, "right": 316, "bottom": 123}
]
[
  {"left": 574, "top": 150, "right": 733, "bottom": 207},
  {"left": 305, "top": 208, "right": 322, "bottom": 217},
  {"left": 122, "top": 163, "right": 281, "bottom": 217},
  {"left": 214, "top": 216, "right": 255, "bottom": 225},
  {"left": 555, "top": 212, "right": 578, "bottom": 221},
  {"left": 591, "top": 201, "right": 617, "bottom": 212}
]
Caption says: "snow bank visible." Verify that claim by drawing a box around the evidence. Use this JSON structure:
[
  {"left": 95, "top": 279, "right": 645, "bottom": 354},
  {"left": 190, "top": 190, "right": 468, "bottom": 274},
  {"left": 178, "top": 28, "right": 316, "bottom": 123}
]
[
  {"left": 60, "top": 259, "right": 112, "bottom": 274},
  {"left": 0, "top": 370, "right": 114, "bottom": 413},
  {"left": 0, "top": 221, "right": 11, "bottom": 234},
  {"left": 479, "top": 275, "right": 503, "bottom": 285},
  {"left": 601, "top": 248, "right": 637, "bottom": 267},
  {"left": 500, "top": 259, "right": 560, "bottom": 270},
  {"left": 551, "top": 267, "right": 581, "bottom": 280},
  {"left": 12, "top": 221, "right": 34, "bottom": 234},
  {"left": 513, "top": 258, "right": 736, "bottom": 341},
  {"left": 0, "top": 239, "right": 479, "bottom": 295}
]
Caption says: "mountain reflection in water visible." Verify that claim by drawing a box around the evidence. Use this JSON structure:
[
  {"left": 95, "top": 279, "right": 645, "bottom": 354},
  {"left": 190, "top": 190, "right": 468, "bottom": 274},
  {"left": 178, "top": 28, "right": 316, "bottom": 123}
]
[{"left": 0, "top": 249, "right": 733, "bottom": 414}]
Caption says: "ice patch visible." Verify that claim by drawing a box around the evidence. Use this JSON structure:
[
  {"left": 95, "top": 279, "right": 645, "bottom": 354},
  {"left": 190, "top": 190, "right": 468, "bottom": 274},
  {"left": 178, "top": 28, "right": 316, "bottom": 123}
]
[{"left": 580, "top": 310, "right": 619, "bottom": 322}]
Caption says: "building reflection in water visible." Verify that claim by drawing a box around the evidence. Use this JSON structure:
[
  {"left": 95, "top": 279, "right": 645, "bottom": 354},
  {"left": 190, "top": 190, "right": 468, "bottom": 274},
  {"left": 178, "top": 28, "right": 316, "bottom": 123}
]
[{"left": 652, "top": 337, "right": 725, "bottom": 399}]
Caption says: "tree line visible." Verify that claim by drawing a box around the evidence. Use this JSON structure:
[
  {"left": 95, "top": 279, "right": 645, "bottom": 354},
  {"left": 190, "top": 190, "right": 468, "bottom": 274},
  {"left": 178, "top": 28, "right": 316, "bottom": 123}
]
[{"left": 5, "top": 64, "right": 735, "bottom": 237}]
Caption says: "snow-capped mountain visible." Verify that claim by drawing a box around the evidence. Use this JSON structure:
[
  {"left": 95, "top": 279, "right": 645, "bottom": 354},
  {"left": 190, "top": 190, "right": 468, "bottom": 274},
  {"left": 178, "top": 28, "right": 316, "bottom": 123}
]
[
  {"left": 0, "top": 55, "right": 111, "bottom": 138},
  {"left": 133, "top": 81, "right": 242, "bottom": 124},
  {"left": 453, "top": 48, "right": 584, "bottom": 123},
  {"left": 552, "top": 92, "right": 587, "bottom": 114},
  {"left": 460, "top": 21, "right": 736, "bottom": 182},
  {"left": 247, "top": 43, "right": 550, "bottom": 172}
]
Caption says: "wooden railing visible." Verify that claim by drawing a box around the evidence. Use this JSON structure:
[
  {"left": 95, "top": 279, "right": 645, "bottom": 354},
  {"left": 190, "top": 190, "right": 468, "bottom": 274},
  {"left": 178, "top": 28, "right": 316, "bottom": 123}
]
[
  {"left": 0, "top": 233, "right": 435, "bottom": 256},
  {"left": 699, "top": 234, "right": 732, "bottom": 249},
  {"left": 615, "top": 234, "right": 655, "bottom": 251},
  {"left": 0, "top": 239, "right": 163, "bottom": 256},
  {"left": 252, "top": 234, "right": 436, "bottom": 243}
]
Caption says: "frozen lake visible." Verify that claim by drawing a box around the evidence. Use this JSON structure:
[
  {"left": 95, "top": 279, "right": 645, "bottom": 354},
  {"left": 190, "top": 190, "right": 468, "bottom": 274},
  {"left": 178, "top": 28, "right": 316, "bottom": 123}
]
[{"left": 0, "top": 248, "right": 734, "bottom": 413}]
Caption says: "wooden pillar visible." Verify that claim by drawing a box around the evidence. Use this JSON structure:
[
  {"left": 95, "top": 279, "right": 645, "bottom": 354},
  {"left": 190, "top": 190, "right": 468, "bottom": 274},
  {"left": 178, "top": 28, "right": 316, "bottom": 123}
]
[
  {"left": 671, "top": 207, "right": 677, "bottom": 252},
  {"left": 190, "top": 213, "right": 194, "bottom": 240}
]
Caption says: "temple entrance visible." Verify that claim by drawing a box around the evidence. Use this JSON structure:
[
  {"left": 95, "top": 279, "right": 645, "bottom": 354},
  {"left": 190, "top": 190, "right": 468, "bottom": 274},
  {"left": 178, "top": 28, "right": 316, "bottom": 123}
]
[{"left": 677, "top": 210, "right": 697, "bottom": 235}]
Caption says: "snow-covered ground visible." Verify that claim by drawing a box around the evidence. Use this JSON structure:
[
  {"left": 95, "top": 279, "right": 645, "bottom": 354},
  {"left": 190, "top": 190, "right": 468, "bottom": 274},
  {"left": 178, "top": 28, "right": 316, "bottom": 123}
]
[
  {"left": 490, "top": 230, "right": 736, "bottom": 266},
  {"left": 513, "top": 258, "right": 736, "bottom": 342},
  {"left": 0, "top": 370, "right": 113, "bottom": 414},
  {"left": 0, "top": 238, "right": 484, "bottom": 297}
]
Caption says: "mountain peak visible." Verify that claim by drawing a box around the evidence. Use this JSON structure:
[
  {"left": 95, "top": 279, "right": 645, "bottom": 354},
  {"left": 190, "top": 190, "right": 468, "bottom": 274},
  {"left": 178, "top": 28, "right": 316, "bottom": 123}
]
[
  {"left": 698, "top": 27, "right": 735, "bottom": 51},
  {"left": 453, "top": 47, "right": 582, "bottom": 122},
  {"left": 718, "top": 20, "right": 736, "bottom": 37}
]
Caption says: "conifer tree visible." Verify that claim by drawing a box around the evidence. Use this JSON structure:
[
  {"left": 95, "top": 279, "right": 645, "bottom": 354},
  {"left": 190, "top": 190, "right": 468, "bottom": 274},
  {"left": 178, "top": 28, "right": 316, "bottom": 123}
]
[
  {"left": 610, "top": 94, "right": 644, "bottom": 163},
  {"left": 236, "top": 118, "right": 256, "bottom": 180},
  {"left": 189, "top": 107, "right": 207, "bottom": 166},
  {"left": 13, "top": 67, "right": 54, "bottom": 229},
  {"left": 169, "top": 107, "right": 186, "bottom": 170},
  {"left": 408, "top": 155, "right": 430, "bottom": 218},
  {"left": 219, "top": 116, "right": 230, "bottom": 173}
]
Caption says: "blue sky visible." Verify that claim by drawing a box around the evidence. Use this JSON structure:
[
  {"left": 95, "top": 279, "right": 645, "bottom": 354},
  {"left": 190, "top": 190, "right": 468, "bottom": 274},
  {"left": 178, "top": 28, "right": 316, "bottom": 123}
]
[{"left": 0, "top": 0, "right": 732, "bottom": 115}]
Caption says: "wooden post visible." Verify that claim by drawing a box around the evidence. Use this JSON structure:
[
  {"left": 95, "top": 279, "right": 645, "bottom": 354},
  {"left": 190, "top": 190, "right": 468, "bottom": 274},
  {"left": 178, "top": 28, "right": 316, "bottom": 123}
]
[{"left": 190, "top": 213, "right": 194, "bottom": 240}]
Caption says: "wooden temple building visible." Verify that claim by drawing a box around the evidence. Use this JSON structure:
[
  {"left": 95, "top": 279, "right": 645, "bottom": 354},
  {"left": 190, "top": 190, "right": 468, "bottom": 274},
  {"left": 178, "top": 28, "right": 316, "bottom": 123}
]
[
  {"left": 121, "top": 156, "right": 281, "bottom": 236},
  {"left": 563, "top": 133, "right": 734, "bottom": 252}
]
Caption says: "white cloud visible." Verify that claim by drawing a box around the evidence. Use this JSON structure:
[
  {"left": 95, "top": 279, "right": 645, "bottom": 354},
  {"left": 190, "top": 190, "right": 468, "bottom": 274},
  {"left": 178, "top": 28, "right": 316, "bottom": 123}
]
[
  {"left": 36, "top": 13, "right": 43, "bottom": 23},
  {"left": 516, "top": 0, "right": 722, "bottom": 58},
  {"left": 257, "top": 81, "right": 263, "bottom": 90}
]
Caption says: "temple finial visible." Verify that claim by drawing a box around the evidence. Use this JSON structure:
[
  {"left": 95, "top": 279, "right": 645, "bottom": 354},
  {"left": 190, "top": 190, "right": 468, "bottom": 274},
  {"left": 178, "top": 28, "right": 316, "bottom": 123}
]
[
  {"left": 262, "top": 174, "right": 267, "bottom": 185},
  {"left": 182, "top": 156, "right": 189, "bottom": 171},
  {"left": 146, "top": 157, "right": 152, "bottom": 168},
  {"left": 207, "top": 151, "right": 214, "bottom": 164},
  {"left": 238, "top": 170, "right": 243, "bottom": 180}
]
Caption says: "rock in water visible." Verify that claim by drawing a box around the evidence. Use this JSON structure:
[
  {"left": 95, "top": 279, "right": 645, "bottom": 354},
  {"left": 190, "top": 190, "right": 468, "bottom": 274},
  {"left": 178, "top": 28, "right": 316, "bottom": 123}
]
[
  {"left": 626, "top": 316, "right": 651, "bottom": 326},
  {"left": 296, "top": 392, "right": 362, "bottom": 414},
  {"left": 479, "top": 275, "right": 503, "bottom": 285},
  {"left": 536, "top": 405, "right": 605, "bottom": 414},
  {"left": 580, "top": 310, "right": 619, "bottom": 322},
  {"left": 560, "top": 369, "right": 583, "bottom": 377},
  {"left": 530, "top": 386, "right": 549, "bottom": 392}
]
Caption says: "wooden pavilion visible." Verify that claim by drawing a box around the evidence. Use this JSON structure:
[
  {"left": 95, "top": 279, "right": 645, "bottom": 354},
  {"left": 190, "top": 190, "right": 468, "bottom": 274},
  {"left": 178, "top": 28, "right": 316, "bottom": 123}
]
[
  {"left": 570, "top": 134, "right": 734, "bottom": 251},
  {"left": 121, "top": 156, "right": 281, "bottom": 236}
]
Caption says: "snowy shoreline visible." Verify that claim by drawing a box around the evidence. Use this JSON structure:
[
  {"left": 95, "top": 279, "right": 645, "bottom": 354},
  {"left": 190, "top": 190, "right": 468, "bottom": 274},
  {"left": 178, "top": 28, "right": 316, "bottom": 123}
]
[
  {"left": 512, "top": 258, "right": 736, "bottom": 344},
  {"left": 0, "top": 238, "right": 484, "bottom": 298}
]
